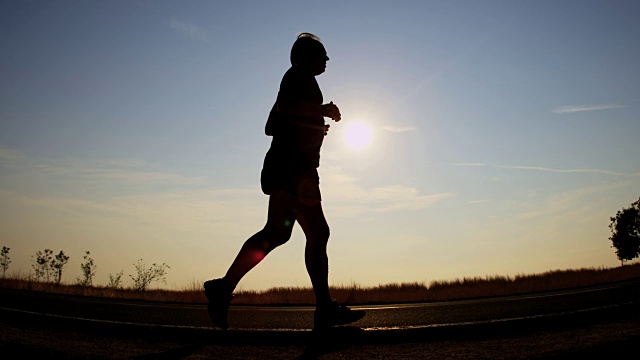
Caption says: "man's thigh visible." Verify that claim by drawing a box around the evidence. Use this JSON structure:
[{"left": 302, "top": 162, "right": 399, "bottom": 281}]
[
  {"left": 266, "top": 190, "right": 298, "bottom": 231},
  {"left": 297, "top": 177, "right": 322, "bottom": 207}
]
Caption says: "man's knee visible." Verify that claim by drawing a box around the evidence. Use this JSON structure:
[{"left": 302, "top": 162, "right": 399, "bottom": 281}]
[
  {"left": 269, "top": 233, "right": 291, "bottom": 249},
  {"left": 261, "top": 226, "right": 293, "bottom": 250},
  {"left": 320, "top": 224, "right": 330, "bottom": 241},
  {"left": 310, "top": 224, "right": 330, "bottom": 245}
]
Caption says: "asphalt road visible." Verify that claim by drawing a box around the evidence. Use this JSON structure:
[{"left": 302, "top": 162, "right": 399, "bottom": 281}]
[
  {"left": 1, "top": 280, "right": 639, "bottom": 334},
  {"left": 2, "top": 281, "right": 640, "bottom": 358}
]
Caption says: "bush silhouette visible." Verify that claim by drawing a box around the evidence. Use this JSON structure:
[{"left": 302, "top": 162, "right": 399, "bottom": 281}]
[
  {"left": 77, "top": 251, "right": 96, "bottom": 287},
  {"left": 129, "top": 259, "right": 170, "bottom": 291}
]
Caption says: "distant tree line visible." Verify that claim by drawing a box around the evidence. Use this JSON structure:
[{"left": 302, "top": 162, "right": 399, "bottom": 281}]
[{"left": 0, "top": 247, "right": 169, "bottom": 291}]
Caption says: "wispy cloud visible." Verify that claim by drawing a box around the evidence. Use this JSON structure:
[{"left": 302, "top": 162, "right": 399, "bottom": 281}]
[
  {"left": 320, "top": 166, "right": 453, "bottom": 217},
  {"left": 516, "top": 182, "right": 626, "bottom": 219},
  {"left": 374, "top": 191, "right": 453, "bottom": 212},
  {"left": 496, "top": 165, "right": 635, "bottom": 177},
  {"left": 37, "top": 160, "right": 208, "bottom": 186},
  {"left": 0, "top": 150, "right": 208, "bottom": 187},
  {"left": 0, "top": 187, "right": 264, "bottom": 236},
  {"left": 553, "top": 104, "right": 624, "bottom": 114},
  {"left": 381, "top": 125, "right": 417, "bottom": 133},
  {"left": 1, "top": 149, "right": 454, "bottom": 233},
  {"left": 0, "top": 148, "right": 26, "bottom": 167},
  {"left": 166, "top": 19, "right": 208, "bottom": 42},
  {"left": 453, "top": 162, "right": 638, "bottom": 177},
  {"left": 468, "top": 199, "right": 490, "bottom": 205}
]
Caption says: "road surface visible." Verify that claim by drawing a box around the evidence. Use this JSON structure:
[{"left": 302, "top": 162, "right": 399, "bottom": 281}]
[
  {"left": 1, "top": 280, "right": 639, "bottom": 358},
  {"left": 1, "top": 280, "right": 638, "bottom": 333}
]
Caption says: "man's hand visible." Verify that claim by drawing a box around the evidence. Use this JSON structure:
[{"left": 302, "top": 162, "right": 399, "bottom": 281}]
[
  {"left": 322, "top": 102, "right": 341, "bottom": 122},
  {"left": 324, "top": 124, "right": 330, "bottom": 136}
]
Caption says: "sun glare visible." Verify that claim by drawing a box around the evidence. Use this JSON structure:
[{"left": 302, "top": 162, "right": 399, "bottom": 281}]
[{"left": 344, "top": 122, "right": 373, "bottom": 149}]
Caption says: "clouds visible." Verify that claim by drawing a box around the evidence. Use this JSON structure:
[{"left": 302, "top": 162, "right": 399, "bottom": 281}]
[
  {"left": 553, "top": 104, "right": 625, "bottom": 114},
  {"left": 51, "top": 163, "right": 207, "bottom": 186},
  {"left": 495, "top": 165, "right": 635, "bottom": 177},
  {"left": 0, "top": 150, "right": 265, "bottom": 239},
  {"left": 0, "top": 147, "right": 453, "bottom": 240},
  {"left": 165, "top": 19, "right": 208, "bottom": 42},
  {"left": 453, "top": 162, "right": 639, "bottom": 177},
  {"left": 0, "top": 150, "right": 242, "bottom": 236},
  {"left": 0, "top": 148, "right": 26, "bottom": 167},
  {"left": 320, "top": 166, "right": 453, "bottom": 217},
  {"left": 0, "top": 151, "right": 208, "bottom": 187},
  {"left": 515, "top": 182, "right": 626, "bottom": 220},
  {"left": 381, "top": 125, "right": 417, "bottom": 133},
  {"left": 454, "top": 163, "right": 486, "bottom": 167},
  {"left": 0, "top": 148, "right": 453, "bottom": 222},
  {"left": 468, "top": 199, "right": 490, "bottom": 205}
]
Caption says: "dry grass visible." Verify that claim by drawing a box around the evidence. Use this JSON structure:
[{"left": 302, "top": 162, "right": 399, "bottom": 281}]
[
  {"left": 2, "top": 263, "right": 639, "bottom": 306},
  {"left": 233, "top": 263, "right": 640, "bottom": 305}
]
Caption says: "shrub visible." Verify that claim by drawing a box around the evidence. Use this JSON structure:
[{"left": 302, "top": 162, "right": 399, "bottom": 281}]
[{"left": 129, "top": 259, "right": 170, "bottom": 291}]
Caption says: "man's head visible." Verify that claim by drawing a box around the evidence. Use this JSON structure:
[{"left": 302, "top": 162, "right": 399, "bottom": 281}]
[{"left": 290, "top": 33, "right": 329, "bottom": 75}]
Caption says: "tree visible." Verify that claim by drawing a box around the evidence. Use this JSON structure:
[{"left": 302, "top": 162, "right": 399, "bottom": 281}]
[
  {"left": 129, "top": 259, "right": 170, "bottom": 291},
  {"left": 77, "top": 251, "right": 97, "bottom": 287},
  {"left": 32, "top": 249, "right": 53, "bottom": 282},
  {"left": 1, "top": 246, "right": 10, "bottom": 279},
  {"left": 51, "top": 250, "right": 70, "bottom": 286},
  {"left": 609, "top": 197, "right": 640, "bottom": 265}
]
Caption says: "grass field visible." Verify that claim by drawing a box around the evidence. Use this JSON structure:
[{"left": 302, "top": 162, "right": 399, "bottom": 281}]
[{"left": 2, "top": 263, "right": 639, "bottom": 305}]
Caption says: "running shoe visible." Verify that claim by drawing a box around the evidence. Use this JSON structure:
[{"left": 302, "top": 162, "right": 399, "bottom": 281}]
[
  {"left": 203, "top": 278, "right": 234, "bottom": 329},
  {"left": 314, "top": 300, "right": 365, "bottom": 329}
]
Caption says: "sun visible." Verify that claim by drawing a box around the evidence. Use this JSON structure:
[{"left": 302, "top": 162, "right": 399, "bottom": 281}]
[{"left": 343, "top": 122, "right": 373, "bottom": 149}]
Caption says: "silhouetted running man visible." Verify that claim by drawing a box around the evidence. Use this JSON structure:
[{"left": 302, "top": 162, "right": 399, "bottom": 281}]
[{"left": 204, "top": 33, "right": 365, "bottom": 330}]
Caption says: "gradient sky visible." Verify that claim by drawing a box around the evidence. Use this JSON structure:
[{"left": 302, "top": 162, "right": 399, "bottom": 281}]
[{"left": 1, "top": 0, "right": 639, "bottom": 291}]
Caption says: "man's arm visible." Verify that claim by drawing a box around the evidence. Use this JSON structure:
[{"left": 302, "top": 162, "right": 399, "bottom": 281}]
[{"left": 277, "top": 98, "right": 341, "bottom": 121}]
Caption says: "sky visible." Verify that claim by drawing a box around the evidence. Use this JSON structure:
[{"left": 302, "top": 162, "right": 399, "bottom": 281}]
[{"left": 1, "top": 0, "right": 639, "bottom": 291}]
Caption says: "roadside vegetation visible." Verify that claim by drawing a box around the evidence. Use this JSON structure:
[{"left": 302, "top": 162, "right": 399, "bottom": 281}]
[{"left": 1, "top": 263, "right": 639, "bottom": 305}]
